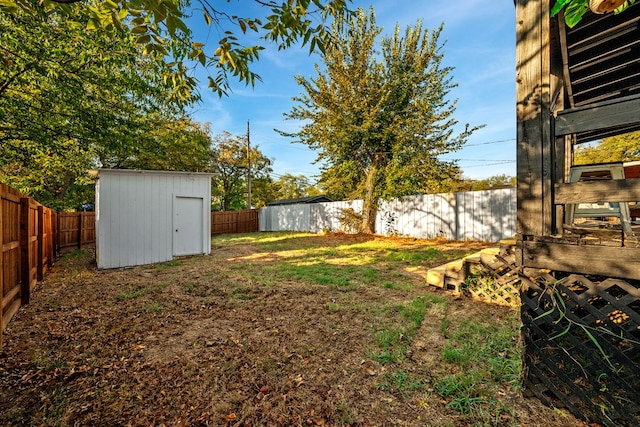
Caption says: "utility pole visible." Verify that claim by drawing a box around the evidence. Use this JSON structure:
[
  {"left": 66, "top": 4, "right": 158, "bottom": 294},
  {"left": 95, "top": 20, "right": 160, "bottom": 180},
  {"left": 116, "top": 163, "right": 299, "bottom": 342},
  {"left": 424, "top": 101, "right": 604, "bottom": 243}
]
[{"left": 246, "top": 120, "right": 252, "bottom": 209}]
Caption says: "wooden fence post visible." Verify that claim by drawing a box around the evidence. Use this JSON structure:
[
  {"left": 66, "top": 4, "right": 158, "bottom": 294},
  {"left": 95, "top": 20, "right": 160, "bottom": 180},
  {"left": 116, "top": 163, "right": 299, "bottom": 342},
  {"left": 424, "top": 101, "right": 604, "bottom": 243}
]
[
  {"left": 50, "top": 210, "right": 57, "bottom": 262},
  {"left": 45, "top": 208, "right": 55, "bottom": 270},
  {"left": 77, "top": 213, "right": 83, "bottom": 249},
  {"left": 37, "top": 205, "right": 44, "bottom": 281},
  {"left": 19, "top": 198, "right": 31, "bottom": 305},
  {"left": 0, "top": 189, "right": 3, "bottom": 348},
  {"left": 58, "top": 212, "right": 62, "bottom": 255}
]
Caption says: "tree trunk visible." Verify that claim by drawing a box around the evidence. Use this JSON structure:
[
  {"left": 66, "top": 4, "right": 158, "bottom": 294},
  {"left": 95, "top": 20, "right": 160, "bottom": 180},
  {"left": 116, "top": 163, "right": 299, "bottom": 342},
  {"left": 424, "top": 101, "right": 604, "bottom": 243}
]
[{"left": 361, "top": 163, "right": 380, "bottom": 234}]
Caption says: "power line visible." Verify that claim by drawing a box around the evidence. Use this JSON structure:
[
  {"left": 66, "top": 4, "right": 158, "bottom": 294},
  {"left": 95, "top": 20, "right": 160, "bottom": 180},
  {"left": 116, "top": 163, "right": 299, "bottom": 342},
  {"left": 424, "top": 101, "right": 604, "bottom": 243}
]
[
  {"left": 449, "top": 159, "right": 514, "bottom": 162},
  {"left": 464, "top": 138, "right": 516, "bottom": 147},
  {"left": 463, "top": 161, "right": 516, "bottom": 168}
]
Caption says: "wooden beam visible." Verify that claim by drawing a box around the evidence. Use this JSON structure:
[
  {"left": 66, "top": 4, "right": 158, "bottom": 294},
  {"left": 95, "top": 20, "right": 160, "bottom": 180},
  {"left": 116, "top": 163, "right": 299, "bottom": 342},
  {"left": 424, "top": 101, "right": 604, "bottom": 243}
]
[
  {"left": 516, "top": 0, "right": 554, "bottom": 238},
  {"left": 555, "top": 94, "right": 640, "bottom": 136},
  {"left": 522, "top": 241, "right": 640, "bottom": 280},
  {"left": 557, "top": 11, "right": 574, "bottom": 108},
  {"left": 555, "top": 178, "right": 640, "bottom": 204}
]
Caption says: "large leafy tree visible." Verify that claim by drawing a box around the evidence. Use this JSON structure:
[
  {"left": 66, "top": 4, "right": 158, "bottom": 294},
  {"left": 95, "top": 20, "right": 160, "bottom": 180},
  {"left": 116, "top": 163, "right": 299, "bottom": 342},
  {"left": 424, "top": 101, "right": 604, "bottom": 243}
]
[
  {"left": 0, "top": 4, "right": 198, "bottom": 208},
  {"left": 210, "top": 132, "right": 272, "bottom": 211},
  {"left": 574, "top": 131, "right": 640, "bottom": 165},
  {"left": 274, "top": 173, "right": 319, "bottom": 199},
  {"left": 250, "top": 173, "right": 323, "bottom": 207},
  {"left": 97, "top": 116, "right": 212, "bottom": 172},
  {"left": 1, "top": 0, "right": 351, "bottom": 209},
  {"left": 249, "top": 175, "right": 280, "bottom": 208},
  {"left": 2, "top": 0, "right": 351, "bottom": 99},
  {"left": 279, "top": 8, "right": 479, "bottom": 233}
]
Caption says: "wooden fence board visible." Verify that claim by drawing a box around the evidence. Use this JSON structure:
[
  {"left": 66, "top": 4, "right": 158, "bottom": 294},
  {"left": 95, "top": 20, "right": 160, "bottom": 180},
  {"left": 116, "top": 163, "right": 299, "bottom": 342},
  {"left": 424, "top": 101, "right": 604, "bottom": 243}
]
[
  {"left": 211, "top": 209, "right": 258, "bottom": 235},
  {"left": 57, "top": 212, "right": 95, "bottom": 249},
  {"left": 0, "top": 184, "right": 56, "bottom": 348},
  {"left": 1, "top": 184, "right": 26, "bottom": 348}
]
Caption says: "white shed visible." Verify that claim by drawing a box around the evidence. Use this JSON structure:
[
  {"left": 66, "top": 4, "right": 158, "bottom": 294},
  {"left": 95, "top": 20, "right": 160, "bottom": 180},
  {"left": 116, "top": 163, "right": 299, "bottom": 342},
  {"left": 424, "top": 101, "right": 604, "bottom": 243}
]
[{"left": 96, "top": 169, "right": 212, "bottom": 269}]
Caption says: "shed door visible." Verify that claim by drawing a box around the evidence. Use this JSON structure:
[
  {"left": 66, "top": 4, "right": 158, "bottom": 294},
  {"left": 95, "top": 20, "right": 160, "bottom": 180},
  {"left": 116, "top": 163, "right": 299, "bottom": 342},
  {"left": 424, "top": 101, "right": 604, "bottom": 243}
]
[{"left": 173, "top": 196, "right": 204, "bottom": 256}]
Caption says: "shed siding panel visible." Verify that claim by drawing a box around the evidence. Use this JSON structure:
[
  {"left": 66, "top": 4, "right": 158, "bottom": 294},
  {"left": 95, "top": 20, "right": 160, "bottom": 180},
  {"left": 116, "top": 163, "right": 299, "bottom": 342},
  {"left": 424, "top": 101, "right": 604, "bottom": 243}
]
[{"left": 97, "top": 170, "right": 211, "bottom": 269}]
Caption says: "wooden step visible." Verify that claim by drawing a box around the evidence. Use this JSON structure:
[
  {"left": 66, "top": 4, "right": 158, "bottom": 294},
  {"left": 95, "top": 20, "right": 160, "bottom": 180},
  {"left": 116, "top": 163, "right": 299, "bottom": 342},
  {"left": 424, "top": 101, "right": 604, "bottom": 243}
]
[
  {"left": 426, "top": 246, "right": 506, "bottom": 292},
  {"left": 426, "top": 259, "right": 464, "bottom": 288}
]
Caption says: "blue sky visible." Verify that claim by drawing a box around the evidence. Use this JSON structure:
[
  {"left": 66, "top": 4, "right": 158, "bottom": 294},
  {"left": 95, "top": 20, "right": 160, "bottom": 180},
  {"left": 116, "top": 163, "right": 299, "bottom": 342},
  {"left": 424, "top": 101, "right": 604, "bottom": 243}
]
[{"left": 187, "top": 1, "right": 516, "bottom": 183}]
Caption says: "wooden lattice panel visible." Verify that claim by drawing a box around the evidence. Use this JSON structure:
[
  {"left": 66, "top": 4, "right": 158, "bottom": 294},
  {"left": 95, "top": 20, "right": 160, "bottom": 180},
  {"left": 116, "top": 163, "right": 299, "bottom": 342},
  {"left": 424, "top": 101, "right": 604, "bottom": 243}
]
[
  {"left": 466, "top": 251, "right": 521, "bottom": 307},
  {"left": 521, "top": 273, "right": 640, "bottom": 427}
]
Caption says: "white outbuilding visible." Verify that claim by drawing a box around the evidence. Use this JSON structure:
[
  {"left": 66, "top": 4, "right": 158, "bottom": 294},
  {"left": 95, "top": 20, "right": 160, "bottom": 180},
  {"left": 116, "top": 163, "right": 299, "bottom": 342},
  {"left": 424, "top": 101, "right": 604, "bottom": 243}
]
[{"left": 96, "top": 169, "right": 212, "bottom": 269}]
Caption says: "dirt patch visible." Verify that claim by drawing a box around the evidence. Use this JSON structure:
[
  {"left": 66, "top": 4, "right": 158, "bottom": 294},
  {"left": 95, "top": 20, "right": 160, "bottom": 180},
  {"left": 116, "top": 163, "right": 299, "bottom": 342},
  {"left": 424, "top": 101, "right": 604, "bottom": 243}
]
[{"left": 0, "top": 233, "right": 585, "bottom": 426}]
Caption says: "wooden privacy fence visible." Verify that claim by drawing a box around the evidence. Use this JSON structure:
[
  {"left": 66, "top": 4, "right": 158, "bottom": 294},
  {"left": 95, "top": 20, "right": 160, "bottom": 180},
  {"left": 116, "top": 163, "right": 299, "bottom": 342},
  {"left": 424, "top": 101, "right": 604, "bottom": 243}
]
[
  {"left": 1, "top": 183, "right": 55, "bottom": 348},
  {"left": 57, "top": 212, "right": 96, "bottom": 250},
  {"left": 211, "top": 209, "right": 259, "bottom": 235}
]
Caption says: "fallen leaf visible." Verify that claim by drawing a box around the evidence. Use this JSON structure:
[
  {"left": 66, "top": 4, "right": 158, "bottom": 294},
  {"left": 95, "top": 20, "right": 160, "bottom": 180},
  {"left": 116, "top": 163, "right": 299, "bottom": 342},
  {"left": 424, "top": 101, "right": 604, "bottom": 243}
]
[{"left": 225, "top": 412, "right": 237, "bottom": 421}]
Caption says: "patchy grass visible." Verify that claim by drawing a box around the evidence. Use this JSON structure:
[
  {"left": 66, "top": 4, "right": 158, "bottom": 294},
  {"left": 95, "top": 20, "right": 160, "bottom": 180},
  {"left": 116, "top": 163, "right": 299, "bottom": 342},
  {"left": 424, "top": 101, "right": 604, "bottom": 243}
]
[{"left": 0, "top": 232, "right": 581, "bottom": 427}]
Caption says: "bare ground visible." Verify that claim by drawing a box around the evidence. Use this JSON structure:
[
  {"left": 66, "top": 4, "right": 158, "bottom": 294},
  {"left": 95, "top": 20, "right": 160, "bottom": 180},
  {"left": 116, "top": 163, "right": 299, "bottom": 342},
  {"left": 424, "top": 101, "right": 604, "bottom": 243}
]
[{"left": 0, "top": 233, "right": 587, "bottom": 426}]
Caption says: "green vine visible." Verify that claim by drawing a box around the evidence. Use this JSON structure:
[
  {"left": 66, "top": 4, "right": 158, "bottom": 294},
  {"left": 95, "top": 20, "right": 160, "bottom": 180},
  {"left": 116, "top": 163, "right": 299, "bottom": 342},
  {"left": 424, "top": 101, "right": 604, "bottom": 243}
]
[{"left": 533, "top": 283, "right": 638, "bottom": 372}]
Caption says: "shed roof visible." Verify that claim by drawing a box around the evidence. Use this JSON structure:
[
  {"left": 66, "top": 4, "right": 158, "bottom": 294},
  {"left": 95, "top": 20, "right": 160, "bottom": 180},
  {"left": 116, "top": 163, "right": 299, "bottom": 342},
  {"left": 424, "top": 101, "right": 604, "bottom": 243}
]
[{"left": 97, "top": 168, "right": 214, "bottom": 177}]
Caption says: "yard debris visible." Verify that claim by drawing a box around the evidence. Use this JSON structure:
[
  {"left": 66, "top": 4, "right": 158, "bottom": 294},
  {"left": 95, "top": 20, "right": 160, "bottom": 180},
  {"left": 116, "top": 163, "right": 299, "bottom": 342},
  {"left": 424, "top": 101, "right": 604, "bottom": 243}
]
[{"left": 0, "top": 235, "right": 584, "bottom": 426}]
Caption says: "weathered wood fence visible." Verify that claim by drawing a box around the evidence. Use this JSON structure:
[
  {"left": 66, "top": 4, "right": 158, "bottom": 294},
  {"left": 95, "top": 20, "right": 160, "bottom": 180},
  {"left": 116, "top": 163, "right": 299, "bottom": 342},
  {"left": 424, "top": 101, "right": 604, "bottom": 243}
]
[{"left": 211, "top": 209, "right": 259, "bottom": 235}]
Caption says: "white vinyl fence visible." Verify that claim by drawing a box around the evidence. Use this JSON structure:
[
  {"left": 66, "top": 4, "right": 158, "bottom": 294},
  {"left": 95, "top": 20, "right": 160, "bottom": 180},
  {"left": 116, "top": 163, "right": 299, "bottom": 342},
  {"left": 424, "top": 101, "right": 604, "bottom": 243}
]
[{"left": 259, "top": 188, "right": 516, "bottom": 242}]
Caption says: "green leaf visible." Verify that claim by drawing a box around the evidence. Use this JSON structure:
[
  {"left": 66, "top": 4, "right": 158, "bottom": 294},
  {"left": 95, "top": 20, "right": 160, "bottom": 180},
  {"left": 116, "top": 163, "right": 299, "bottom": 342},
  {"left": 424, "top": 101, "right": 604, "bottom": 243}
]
[
  {"left": 564, "top": 1, "right": 589, "bottom": 28},
  {"left": 137, "top": 34, "right": 152, "bottom": 44},
  {"left": 104, "top": 0, "right": 118, "bottom": 10},
  {"left": 580, "top": 325, "right": 615, "bottom": 370},
  {"left": 533, "top": 305, "right": 557, "bottom": 321},
  {"left": 131, "top": 25, "right": 148, "bottom": 34},
  {"left": 0, "top": 0, "right": 18, "bottom": 11},
  {"left": 86, "top": 17, "right": 100, "bottom": 31},
  {"left": 615, "top": 0, "right": 635, "bottom": 13},
  {"left": 550, "top": 0, "right": 572, "bottom": 17},
  {"left": 549, "top": 323, "right": 571, "bottom": 340}
]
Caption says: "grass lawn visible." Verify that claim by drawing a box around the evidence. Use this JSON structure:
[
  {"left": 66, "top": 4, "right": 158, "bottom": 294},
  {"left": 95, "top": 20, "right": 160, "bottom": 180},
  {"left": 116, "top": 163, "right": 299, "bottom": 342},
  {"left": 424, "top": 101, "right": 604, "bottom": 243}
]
[{"left": 0, "top": 232, "right": 580, "bottom": 426}]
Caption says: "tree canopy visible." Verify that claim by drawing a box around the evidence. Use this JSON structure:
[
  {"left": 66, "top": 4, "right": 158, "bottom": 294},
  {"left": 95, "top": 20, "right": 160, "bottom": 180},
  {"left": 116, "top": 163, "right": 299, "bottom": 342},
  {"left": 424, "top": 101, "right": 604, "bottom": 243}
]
[
  {"left": 209, "top": 132, "right": 272, "bottom": 211},
  {"left": 0, "top": 0, "right": 353, "bottom": 209},
  {"left": 279, "top": 8, "right": 480, "bottom": 232},
  {"left": 574, "top": 131, "right": 640, "bottom": 165},
  {"left": 0, "top": 4, "right": 211, "bottom": 209},
  {"left": 2, "top": 0, "right": 352, "bottom": 99}
]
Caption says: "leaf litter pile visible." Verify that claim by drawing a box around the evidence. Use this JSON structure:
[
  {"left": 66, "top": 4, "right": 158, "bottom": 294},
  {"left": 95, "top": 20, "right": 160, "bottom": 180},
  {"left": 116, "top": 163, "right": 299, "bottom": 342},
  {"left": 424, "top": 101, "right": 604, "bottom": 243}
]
[{"left": 0, "top": 232, "right": 583, "bottom": 426}]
